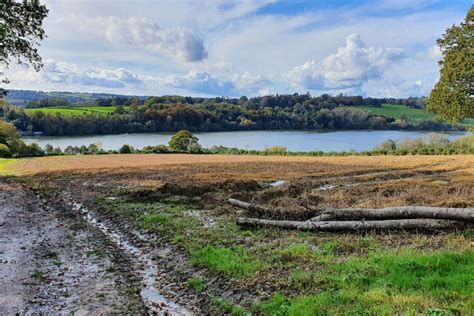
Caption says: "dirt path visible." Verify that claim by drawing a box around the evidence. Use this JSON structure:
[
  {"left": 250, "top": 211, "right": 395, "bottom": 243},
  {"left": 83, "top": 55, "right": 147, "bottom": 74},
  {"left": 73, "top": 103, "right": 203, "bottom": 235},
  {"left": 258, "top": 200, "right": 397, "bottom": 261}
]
[{"left": 0, "top": 180, "right": 144, "bottom": 314}]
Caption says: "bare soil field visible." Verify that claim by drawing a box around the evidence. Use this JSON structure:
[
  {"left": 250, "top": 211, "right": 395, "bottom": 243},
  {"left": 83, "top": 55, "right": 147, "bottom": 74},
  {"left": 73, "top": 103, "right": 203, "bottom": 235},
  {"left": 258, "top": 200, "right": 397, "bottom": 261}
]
[{"left": 2, "top": 154, "right": 473, "bottom": 314}]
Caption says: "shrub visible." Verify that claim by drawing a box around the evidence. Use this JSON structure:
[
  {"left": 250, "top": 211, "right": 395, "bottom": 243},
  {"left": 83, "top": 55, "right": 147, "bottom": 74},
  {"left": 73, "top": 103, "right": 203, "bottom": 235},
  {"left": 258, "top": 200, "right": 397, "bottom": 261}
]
[
  {"left": 0, "top": 143, "right": 12, "bottom": 158},
  {"left": 374, "top": 139, "right": 396, "bottom": 151},
  {"left": 20, "top": 143, "right": 44, "bottom": 157},
  {"left": 265, "top": 146, "right": 288, "bottom": 154},
  {"left": 142, "top": 145, "right": 169, "bottom": 153},
  {"left": 119, "top": 144, "right": 134, "bottom": 154}
]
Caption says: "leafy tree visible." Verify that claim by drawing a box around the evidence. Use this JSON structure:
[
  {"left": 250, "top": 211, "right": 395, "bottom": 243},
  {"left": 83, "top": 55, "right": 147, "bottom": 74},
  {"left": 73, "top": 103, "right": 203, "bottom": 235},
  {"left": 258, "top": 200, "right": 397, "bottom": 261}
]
[
  {"left": 168, "top": 130, "right": 199, "bottom": 152},
  {"left": 0, "top": 120, "right": 19, "bottom": 145},
  {"left": 0, "top": 0, "right": 49, "bottom": 91},
  {"left": 427, "top": 5, "right": 473, "bottom": 122},
  {"left": 44, "top": 143, "right": 54, "bottom": 155},
  {"left": 119, "top": 144, "right": 134, "bottom": 154}
]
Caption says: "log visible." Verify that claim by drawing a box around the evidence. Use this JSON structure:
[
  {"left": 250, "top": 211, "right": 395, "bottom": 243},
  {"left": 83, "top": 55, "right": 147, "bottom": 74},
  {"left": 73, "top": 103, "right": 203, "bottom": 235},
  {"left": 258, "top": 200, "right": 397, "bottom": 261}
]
[
  {"left": 228, "top": 198, "right": 474, "bottom": 222},
  {"left": 310, "top": 206, "right": 474, "bottom": 222},
  {"left": 228, "top": 198, "right": 273, "bottom": 216},
  {"left": 237, "top": 217, "right": 464, "bottom": 231}
]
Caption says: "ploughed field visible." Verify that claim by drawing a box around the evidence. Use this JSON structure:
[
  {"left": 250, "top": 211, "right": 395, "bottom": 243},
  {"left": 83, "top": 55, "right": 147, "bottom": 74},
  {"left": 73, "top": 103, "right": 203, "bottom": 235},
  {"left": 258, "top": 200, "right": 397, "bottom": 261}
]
[{"left": 9, "top": 154, "right": 474, "bottom": 314}]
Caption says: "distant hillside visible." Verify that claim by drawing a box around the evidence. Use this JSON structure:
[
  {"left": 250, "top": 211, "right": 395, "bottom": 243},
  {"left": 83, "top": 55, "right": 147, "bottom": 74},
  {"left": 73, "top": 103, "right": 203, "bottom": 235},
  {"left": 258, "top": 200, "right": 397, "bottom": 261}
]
[{"left": 4, "top": 89, "right": 147, "bottom": 106}]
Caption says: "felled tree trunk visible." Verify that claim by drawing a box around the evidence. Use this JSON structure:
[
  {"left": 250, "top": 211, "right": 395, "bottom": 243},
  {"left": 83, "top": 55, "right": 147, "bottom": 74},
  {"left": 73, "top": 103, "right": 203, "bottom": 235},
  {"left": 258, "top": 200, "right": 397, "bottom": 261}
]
[
  {"left": 228, "top": 198, "right": 474, "bottom": 222},
  {"left": 236, "top": 217, "right": 464, "bottom": 231},
  {"left": 228, "top": 198, "right": 274, "bottom": 216},
  {"left": 310, "top": 206, "right": 474, "bottom": 222}
]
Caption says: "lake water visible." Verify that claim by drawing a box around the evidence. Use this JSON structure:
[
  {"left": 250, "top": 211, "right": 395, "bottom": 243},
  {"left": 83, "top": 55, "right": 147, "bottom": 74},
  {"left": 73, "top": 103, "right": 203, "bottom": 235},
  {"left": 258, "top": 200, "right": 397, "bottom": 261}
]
[{"left": 22, "top": 130, "right": 470, "bottom": 152}]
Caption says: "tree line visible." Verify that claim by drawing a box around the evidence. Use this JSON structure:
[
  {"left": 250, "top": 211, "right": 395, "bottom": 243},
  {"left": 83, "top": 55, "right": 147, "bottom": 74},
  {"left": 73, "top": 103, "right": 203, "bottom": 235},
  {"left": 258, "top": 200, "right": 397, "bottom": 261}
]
[{"left": 2, "top": 94, "right": 459, "bottom": 136}]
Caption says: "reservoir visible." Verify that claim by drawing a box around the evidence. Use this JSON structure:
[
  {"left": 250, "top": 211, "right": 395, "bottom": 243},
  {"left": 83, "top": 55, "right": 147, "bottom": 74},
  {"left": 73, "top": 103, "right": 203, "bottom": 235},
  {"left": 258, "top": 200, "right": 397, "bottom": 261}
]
[{"left": 23, "top": 130, "right": 469, "bottom": 152}]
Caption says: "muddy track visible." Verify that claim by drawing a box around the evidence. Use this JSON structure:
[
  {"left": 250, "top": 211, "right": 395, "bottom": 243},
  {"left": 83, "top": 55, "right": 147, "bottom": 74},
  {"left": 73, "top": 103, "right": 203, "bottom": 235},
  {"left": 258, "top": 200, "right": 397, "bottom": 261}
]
[
  {"left": 68, "top": 200, "right": 194, "bottom": 315},
  {"left": 0, "top": 180, "right": 146, "bottom": 314}
]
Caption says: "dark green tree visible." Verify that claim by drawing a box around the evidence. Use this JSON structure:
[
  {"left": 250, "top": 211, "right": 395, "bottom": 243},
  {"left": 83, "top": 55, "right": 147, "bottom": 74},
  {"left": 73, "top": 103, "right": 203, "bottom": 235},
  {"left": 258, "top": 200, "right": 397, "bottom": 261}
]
[
  {"left": 427, "top": 5, "right": 473, "bottom": 122},
  {"left": 0, "top": 0, "right": 48, "bottom": 93},
  {"left": 168, "top": 130, "right": 199, "bottom": 152},
  {"left": 119, "top": 144, "right": 134, "bottom": 154}
]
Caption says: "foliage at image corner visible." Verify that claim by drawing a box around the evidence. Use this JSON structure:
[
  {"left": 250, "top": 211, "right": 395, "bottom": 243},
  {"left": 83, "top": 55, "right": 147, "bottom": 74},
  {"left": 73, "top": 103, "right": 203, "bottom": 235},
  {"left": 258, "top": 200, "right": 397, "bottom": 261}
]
[
  {"left": 427, "top": 5, "right": 474, "bottom": 123},
  {"left": 0, "top": 0, "right": 49, "bottom": 86}
]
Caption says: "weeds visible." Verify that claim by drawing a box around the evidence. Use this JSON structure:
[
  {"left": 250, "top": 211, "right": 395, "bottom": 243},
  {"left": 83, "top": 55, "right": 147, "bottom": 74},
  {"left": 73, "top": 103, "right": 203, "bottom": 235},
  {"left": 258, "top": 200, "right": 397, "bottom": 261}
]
[
  {"left": 191, "top": 245, "right": 261, "bottom": 279},
  {"left": 187, "top": 276, "right": 206, "bottom": 292}
]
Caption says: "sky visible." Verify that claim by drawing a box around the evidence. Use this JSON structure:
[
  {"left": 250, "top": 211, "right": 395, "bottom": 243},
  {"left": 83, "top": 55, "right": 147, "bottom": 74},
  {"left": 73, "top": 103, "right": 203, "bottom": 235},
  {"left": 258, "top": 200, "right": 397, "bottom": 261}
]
[{"left": 4, "top": 0, "right": 472, "bottom": 98}]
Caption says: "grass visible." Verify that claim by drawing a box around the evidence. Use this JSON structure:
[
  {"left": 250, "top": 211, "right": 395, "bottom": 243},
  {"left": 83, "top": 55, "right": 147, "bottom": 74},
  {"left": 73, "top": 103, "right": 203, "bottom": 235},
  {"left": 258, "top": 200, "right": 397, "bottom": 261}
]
[
  {"left": 23, "top": 106, "right": 122, "bottom": 116},
  {"left": 356, "top": 104, "right": 436, "bottom": 122},
  {"left": 0, "top": 158, "right": 16, "bottom": 175},
  {"left": 191, "top": 245, "right": 261, "bottom": 279},
  {"left": 255, "top": 250, "right": 474, "bottom": 315},
  {"left": 95, "top": 196, "right": 473, "bottom": 313},
  {"left": 356, "top": 104, "right": 474, "bottom": 126},
  {"left": 187, "top": 276, "right": 206, "bottom": 292}
]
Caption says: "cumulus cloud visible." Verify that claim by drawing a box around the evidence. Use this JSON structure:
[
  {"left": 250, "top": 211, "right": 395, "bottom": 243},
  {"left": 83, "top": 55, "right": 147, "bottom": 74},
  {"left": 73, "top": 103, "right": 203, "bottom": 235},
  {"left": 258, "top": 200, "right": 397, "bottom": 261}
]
[
  {"left": 161, "top": 70, "right": 270, "bottom": 96},
  {"left": 13, "top": 59, "right": 143, "bottom": 89},
  {"left": 161, "top": 70, "right": 233, "bottom": 95},
  {"left": 284, "top": 34, "right": 405, "bottom": 91},
  {"left": 103, "top": 17, "right": 208, "bottom": 63},
  {"left": 232, "top": 72, "right": 270, "bottom": 92},
  {"left": 363, "top": 78, "right": 426, "bottom": 98}
]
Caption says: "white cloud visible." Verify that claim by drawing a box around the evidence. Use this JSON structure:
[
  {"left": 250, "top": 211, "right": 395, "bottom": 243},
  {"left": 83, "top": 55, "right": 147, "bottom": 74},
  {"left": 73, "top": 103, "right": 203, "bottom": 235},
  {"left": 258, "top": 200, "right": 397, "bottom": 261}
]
[
  {"left": 232, "top": 72, "right": 270, "bottom": 92},
  {"left": 13, "top": 59, "right": 143, "bottom": 89},
  {"left": 161, "top": 70, "right": 234, "bottom": 95},
  {"left": 284, "top": 34, "right": 405, "bottom": 91},
  {"left": 160, "top": 70, "right": 270, "bottom": 96},
  {"left": 103, "top": 17, "right": 207, "bottom": 63},
  {"left": 363, "top": 78, "right": 426, "bottom": 98}
]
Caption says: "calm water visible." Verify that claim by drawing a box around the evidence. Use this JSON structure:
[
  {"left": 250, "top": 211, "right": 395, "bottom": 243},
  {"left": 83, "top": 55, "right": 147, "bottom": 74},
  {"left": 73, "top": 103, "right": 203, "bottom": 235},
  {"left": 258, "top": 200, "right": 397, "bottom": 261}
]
[{"left": 23, "top": 130, "right": 469, "bottom": 152}]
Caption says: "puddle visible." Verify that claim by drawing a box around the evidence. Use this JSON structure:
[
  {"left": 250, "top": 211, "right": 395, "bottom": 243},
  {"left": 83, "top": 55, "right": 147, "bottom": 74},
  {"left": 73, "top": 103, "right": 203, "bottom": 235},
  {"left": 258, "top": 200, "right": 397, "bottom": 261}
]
[
  {"left": 270, "top": 180, "right": 286, "bottom": 187},
  {"left": 314, "top": 184, "right": 338, "bottom": 191},
  {"left": 71, "top": 202, "right": 191, "bottom": 315}
]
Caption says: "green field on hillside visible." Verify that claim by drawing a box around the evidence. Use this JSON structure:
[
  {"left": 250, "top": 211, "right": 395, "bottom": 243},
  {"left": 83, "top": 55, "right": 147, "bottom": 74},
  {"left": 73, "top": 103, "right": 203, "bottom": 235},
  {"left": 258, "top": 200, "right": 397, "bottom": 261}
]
[
  {"left": 24, "top": 106, "right": 121, "bottom": 116},
  {"left": 357, "top": 104, "right": 435, "bottom": 122},
  {"left": 357, "top": 104, "right": 474, "bottom": 126}
]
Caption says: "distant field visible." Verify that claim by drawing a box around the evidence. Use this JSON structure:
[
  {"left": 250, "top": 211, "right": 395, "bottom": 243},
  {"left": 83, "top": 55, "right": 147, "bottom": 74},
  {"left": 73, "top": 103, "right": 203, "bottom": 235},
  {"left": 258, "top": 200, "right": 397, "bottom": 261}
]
[
  {"left": 23, "top": 106, "right": 121, "bottom": 116},
  {"left": 357, "top": 104, "right": 474, "bottom": 126},
  {"left": 357, "top": 104, "right": 435, "bottom": 122}
]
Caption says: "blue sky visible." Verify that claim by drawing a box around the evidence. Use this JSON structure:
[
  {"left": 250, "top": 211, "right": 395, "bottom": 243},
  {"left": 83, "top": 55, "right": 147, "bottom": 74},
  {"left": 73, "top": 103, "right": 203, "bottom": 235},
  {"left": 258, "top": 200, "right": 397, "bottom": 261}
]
[{"left": 4, "top": 0, "right": 472, "bottom": 98}]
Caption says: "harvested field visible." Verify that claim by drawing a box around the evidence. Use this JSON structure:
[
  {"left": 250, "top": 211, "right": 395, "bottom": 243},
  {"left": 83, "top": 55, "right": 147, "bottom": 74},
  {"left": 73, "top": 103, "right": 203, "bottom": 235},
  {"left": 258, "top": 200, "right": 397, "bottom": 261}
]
[
  {"left": 3, "top": 154, "right": 473, "bottom": 314},
  {"left": 2, "top": 153, "right": 474, "bottom": 176}
]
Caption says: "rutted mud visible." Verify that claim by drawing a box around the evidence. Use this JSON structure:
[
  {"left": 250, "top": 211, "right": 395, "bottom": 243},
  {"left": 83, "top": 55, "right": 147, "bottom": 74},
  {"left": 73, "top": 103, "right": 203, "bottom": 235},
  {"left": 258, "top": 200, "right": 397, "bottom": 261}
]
[
  {"left": 70, "top": 201, "right": 191, "bottom": 315},
  {"left": 0, "top": 181, "right": 144, "bottom": 314}
]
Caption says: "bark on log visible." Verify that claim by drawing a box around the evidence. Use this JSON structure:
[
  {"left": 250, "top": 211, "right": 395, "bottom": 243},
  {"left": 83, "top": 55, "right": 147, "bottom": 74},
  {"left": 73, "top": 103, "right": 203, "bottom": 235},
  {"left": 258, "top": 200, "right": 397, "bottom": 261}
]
[
  {"left": 228, "top": 198, "right": 273, "bottom": 216},
  {"left": 310, "top": 206, "right": 474, "bottom": 222},
  {"left": 228, "top": 198, "right": 474, "bottom": 222},
  {"left": 237, "top": 217, "right": 464, "bottom": 231}
]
